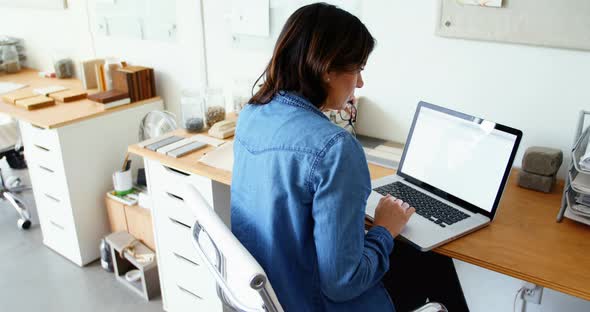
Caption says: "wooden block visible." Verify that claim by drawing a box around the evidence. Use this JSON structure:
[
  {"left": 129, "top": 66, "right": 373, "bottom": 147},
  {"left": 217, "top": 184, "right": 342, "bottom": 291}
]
[
  {"left": 2, "top": 89, "right": 36, "bottom": 104},
  {"left": 49, "top": 89, "right": 88, "bottom": 103},
  {"left": 112, "top": 69, "right": 129, "bottom": 93},
  {"left": 149, "top": 68, "right": 156, "bottom": 98},
  {"left": 81, "top": 58, "right": 105, "bottom": 90},
  {"left": 125, "top": 204, "right": 155, "bottom": 251},
  {"left": 15, "top": 95, "right": 55, "bottom": 110},
  {"left": 95, "top": 63, "right": 106, "bottom": 91},
  {"left": 132, "top": 71, "right": 140, "bottom": 102},
  {"left": 105, "top": 196, "right": 129, "bottom": 233},
  {"left": 88, "top": 89, "right": 129, "bottom": 104},
  {"left": 118, "top": 66, "right": 152, "bottom": 102}
]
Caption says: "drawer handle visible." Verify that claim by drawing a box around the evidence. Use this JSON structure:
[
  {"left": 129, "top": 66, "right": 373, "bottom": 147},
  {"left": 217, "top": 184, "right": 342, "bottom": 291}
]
[
  {"left": 163, "top": 165, "right": 190, "bottom": 177},
  {"left": 169, "top": 217, "right": 190, "bottom": 229},
  {"left": 173, "top": 252, "right": 200, "bottom": 267},
  {"left": 178, "top": 285, "right": 203, "bottom": 300},
  {"left": 31, "top": 124, "right": 45, "bottom": 130},
  {"left": 34, "top": 144, "right": 50, "bottom": 152},
  {"left": 44, "top": 193, "right": 61, "bottom": 203},
  {"left": 166, "top": 192, "right": 184, "bottom": 202},
  {"left": 39, "top": 165, "right": 55, "bottom": 173},
  {"left": 50, "top": 220, "right": 64, "bottom": 230}
]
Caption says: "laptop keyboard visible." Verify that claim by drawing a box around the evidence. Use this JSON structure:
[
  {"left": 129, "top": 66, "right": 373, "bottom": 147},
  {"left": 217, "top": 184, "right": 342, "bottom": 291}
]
[{"left": 373, "top": 182, "right": 470, "bottom": 227}]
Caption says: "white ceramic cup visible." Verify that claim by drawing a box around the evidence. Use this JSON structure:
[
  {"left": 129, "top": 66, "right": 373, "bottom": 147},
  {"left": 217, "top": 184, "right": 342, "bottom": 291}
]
[{"left": 113, "top": 170, "right": 133, "bottom": 194}]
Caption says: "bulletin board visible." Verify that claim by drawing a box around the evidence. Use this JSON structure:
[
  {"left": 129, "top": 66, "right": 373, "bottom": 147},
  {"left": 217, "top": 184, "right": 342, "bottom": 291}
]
[
  {"left": 436, "top": 0, "right": 590, "bottom": 51},
  {"left": 95, "top": 0, "right": 177, "bottom": 42},
  {"left": 0, "top": 0, "right": 66, "bottom": 9}
]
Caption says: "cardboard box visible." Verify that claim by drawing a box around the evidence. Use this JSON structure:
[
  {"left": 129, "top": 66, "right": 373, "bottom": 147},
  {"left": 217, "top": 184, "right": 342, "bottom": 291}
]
[{"left": 105, "top": 196, "right": 155, "bottom": 250}]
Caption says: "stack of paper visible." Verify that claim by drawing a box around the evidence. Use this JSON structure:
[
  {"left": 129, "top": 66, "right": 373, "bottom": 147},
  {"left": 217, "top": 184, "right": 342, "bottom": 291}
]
[
  {"left": 199, "top": 142, "right": 233, "bottom": 171},
  {"left": 572, "top": 174, "right": 590, "bottom": 193},
  {"left": 363, "top": 143, "right": 404, "bottom": 169},
  {"left": 0, "top": 82, "right": 26, "bottom": 95},
  {"left": 580, "top": 152, "right": 590, "bottom": 172}
]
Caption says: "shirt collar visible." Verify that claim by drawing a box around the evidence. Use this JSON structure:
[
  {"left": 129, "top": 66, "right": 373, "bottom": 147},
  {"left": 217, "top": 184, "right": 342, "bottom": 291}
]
[{"left": 276, "top": 91, "right": 329, "bottom": 121}]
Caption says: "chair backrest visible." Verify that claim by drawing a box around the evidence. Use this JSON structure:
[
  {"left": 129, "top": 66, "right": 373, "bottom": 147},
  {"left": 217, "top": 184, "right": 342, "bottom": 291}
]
[
  {"left": 0, "top": 117, "right": 18, "bottom": 153},
  {"left": 183, "top": 184, "right": 284, "bottom": 312}
]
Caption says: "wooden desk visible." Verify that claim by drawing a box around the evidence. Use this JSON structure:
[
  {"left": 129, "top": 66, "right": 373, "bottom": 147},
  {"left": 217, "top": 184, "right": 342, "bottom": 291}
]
[
  {"left": 130, "top": 134, "right": 590, "bottom": 302},
  {"left": 0, "top": 69, "right": 161, "bottom": 128},
  {"left": 1, "top": 68, "right": 164, "bottom": 266},
  {"left": 368, "top": 166, "right": 590, "bottom": 301}
]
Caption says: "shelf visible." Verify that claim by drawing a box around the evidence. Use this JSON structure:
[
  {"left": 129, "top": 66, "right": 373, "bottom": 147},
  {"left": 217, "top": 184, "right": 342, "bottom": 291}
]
[
  {"left": 115, "top": 274, "right": 146, "bottom": 298},
  {"left": 564, "top": 188, "right": 590, "bottom": 224},
  {"left": 571, "top": 126, "right": 590, "bottom": 174},
  {"left": 568, "top": 170, "right": 590, "bottom": 195},
  {"left": 105, "top": 231, "right": 160, "bottom": 301}
]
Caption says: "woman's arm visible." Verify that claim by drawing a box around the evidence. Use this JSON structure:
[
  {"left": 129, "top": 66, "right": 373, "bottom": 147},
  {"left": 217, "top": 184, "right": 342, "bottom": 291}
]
[{"left": 310, "top": 131, "right": 394, "bottom": 302}]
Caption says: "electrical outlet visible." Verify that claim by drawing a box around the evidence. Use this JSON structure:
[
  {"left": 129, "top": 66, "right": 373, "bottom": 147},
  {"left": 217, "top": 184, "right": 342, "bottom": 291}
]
[
  {"left": 522, "top": 283, "right": 544, "bottom": 304},
  {"left": 97, "top": 17, "right": 109, "bottom": 36}
]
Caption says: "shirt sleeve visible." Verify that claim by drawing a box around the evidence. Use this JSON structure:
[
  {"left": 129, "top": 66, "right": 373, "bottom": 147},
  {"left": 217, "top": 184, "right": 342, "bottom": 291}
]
[{"left": 309, "top": 131, "right": 395, "bottom": 302}]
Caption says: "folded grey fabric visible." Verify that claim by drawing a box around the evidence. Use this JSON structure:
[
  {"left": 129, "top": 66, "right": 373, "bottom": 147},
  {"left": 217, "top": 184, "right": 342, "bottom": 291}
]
[
  {"left": 517, "top": 169, "right": 556, "bottom": 193},
  {"left": 521, "top": 146, "right": 563, "bottom": 176}
]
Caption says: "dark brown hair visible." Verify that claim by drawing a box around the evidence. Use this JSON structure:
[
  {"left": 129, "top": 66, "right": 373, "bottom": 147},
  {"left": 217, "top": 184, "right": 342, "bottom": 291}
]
[{"left": 249, "top": 2, "right": 375, "bottom": 107}]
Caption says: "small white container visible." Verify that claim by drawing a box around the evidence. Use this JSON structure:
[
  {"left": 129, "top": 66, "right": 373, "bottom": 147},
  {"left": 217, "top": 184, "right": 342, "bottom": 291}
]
[{"left": 112, "top": 170, "right": 133, "bottom": 195}]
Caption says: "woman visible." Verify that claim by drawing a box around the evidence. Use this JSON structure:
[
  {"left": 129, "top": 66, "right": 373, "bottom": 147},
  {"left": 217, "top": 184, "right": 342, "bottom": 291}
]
[{"left": 231, "top": 3, "right": 415, "bottom": 311}]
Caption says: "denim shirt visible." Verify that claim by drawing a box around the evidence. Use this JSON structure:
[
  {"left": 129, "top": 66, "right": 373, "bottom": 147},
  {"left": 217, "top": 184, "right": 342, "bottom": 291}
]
[{"left": 231, "top": 92, "right": 395, "bottom": 312}]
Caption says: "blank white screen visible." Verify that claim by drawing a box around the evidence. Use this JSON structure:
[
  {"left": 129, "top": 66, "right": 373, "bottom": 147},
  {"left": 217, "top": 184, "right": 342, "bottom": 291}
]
[{"left": 401, "top": 106, "right": 517, "bottom": 212}]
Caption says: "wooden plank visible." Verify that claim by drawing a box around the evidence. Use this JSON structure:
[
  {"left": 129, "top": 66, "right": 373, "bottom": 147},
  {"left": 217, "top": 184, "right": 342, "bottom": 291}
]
[
  {"left": 48, "top": 89, "right": 87, "bottom": 103},
  {"left": 15, "top": 95, "right": 54, "bottom": 110},
  {"left": 0, "top": 69, "right": 161, "bottom": 128},
  {"left": 125, "top": 204, "right": 156, "bottom": 251},
  {"left": 105, "top": 196, "right": 129, "bottom": 233}
]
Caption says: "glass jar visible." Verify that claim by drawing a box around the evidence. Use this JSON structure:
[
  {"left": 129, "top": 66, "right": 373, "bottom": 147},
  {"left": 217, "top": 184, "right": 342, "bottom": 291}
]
[
  {"left": 205, "top": 88, "right": 226, "bottom": 128},
  {"left": 1, "top": 44, "right": 20, "bottom": 74},
  {"left": 52, "top": 51, "right": 74, "bottom": 79},
  {"left": 232, "top": 79, "right": 251, "bottom": 115},
  {"left": 180, "top": 89, "right": 206, "bottom": 132}
]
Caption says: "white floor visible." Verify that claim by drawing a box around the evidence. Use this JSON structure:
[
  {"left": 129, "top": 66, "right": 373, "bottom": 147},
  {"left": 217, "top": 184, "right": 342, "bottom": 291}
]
[{"left": 0, "top": 159, "right": 164, "bottom": 312}]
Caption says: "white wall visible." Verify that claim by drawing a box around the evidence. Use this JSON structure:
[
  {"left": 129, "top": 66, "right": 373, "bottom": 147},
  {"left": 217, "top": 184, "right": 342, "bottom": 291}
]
[
  {"left": 358, "top": 0, "right": 590, "bottom": 178},
  {"left": 0, "top": 0, "right": 206, "bottom": 120},
  {"left": 1, "top": 1, "right": 589, "bottom": 311},
  {"left": 203, "top": 0, "right": 590, "bottom": 178}
]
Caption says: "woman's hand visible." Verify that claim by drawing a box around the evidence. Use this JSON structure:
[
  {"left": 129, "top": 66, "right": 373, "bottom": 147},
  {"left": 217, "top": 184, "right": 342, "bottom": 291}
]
[{"left": 373, "top": 194, "right": 415, "bottom": 238}]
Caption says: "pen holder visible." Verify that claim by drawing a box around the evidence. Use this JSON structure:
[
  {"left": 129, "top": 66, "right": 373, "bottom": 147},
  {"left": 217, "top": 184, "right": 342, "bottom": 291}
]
[{"left": 113, "top": 170, "right": 133, "bottom": 196}]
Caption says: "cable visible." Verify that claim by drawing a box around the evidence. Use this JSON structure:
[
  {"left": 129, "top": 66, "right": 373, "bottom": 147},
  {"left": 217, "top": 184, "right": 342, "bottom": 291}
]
[
  {"left": 84, "top": 0, "right": 97, "bottom": 57},
  {"left": 513, "top": 287, "right": 524, "bottom": 312}
]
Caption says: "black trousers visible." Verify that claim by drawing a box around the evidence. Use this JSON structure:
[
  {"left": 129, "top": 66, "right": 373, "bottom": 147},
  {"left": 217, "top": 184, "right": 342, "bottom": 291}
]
[{"left": 382, "top": 239, "right": 470, "bottom": 312}]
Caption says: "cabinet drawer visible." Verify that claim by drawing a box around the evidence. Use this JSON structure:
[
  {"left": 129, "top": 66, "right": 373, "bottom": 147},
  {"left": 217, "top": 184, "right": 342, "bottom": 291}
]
[
  {"left": 147, "top": 161, "right": 213, "bottom": 205},
  {"left": 27, "top": 161, "right": 69, "bottom": 203},
  {"left": 161, "top": 246, "right": 219, "bottom": 305},
  {"left": 25, "top": 140, "right": 63, "bottom": 170},
  {"left": 157, "top": 215, "right": 201, "bottom": 265},
  {"left": 40, "top": 215, "right": 77, "bottom": 259},
  {"left": 153, "top": 189, "right": 195, "bottom": 227},
  {"left": 36, "top": 191, "right": 71, "bottom": 225},
  {"left": 166, "top": 278, "right": 223, "bottom": 312},
  {"left": 20, "top": 122, "right": 60, "bottom": 151}
]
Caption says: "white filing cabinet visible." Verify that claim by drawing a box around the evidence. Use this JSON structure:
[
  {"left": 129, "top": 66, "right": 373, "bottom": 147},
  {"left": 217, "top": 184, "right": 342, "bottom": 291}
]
[
  {"left": 19, "top": 99, "right": 163, "bottom": 266},
  {"left": 145, "top": 158, "right": 230, "bottom": 312}
]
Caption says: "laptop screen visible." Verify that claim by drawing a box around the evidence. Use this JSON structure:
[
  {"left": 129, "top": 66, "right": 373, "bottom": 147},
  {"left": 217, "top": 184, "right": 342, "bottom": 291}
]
[{"left": 399, "top": 103, "right": 520, "bottom": 214}]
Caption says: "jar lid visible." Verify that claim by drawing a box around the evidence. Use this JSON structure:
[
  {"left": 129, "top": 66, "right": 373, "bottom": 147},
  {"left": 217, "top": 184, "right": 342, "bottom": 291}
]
[{"left": 0, "top": 36, "right": 19, "bottom": 46}]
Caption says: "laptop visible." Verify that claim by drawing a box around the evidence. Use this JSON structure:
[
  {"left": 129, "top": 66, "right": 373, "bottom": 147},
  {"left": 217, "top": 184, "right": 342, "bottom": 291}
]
[{"left": 365, "top": 101, "right": 522, "bottom": 251}]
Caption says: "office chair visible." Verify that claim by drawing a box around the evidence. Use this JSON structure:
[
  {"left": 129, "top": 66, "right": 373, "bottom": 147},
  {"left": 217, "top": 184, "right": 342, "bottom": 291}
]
[
  {"left": 184, "top": 184, "right": 284, "bottom": 312},
  {"left": 184, "top": 184, "right": 448, "bottom": 312},
  {"left": 0, "top": 118, "right": 32, "bottom": 229}
]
